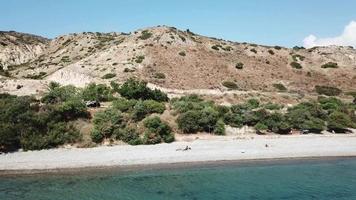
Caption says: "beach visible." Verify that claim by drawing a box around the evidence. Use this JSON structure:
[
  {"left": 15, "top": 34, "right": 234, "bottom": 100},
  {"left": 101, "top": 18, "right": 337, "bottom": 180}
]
[{"left": 1, "top": 134, "right": 356, "bottom": 173}]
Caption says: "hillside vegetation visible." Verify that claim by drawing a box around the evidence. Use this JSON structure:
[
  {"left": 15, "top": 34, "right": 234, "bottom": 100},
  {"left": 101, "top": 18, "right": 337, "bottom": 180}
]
[{"left": 1, "top": 79, "right": 355, "bottom": 152}]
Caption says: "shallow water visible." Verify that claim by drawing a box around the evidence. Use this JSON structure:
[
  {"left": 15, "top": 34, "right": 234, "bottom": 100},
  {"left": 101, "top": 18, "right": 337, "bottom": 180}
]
[{"left": 1, "top": 158, "right": 356, "bottom": 200}]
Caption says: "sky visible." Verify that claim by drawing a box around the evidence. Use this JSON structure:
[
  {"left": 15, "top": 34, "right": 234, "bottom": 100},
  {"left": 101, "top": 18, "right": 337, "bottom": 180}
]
[{"left": 1, "top": 0, "right": 356, "bottom": 47}]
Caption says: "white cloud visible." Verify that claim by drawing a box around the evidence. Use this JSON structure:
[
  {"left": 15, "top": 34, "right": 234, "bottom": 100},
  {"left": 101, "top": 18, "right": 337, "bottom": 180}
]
[{"left": 303, "top": 21, "right": 356, "bottom": 48}]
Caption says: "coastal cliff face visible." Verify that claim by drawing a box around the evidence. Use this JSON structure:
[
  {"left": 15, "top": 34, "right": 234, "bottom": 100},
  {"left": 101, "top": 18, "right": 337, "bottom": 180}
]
[{"left": 0, "top": 26, "right": 355, "bottom": 103}]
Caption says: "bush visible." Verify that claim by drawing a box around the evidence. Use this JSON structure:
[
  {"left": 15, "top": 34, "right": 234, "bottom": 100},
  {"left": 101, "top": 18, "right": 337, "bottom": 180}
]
[
  {"left": 0, "top": 94, "right": 83, "bottom": 152},
  {"left": 41, "top": 84, "right": 79, "bottom": 104},
  {"left": 82, "top": 83, "right": 114, "bottom": 102},
  {"left": 263, "top": 102, "right": 283, "bottom": 110},
  {"left": 112, "top": 98, "right": 137, "bottom": 112},
  {"left": 292, "top": 54, "right": 305, "bottom": 62},
  {"left": 255, "top": 122, "right": 268, "bottom": 132},
  {"left": 117, "top": 78, "right": 168, "bottom": 102},
  {"left": 214, "top": 119, "right": 226, "bottom": 135},
  {"left": 315, "top": 85, "right": 342, "bottom": 96},
  {"left": 91, "top": 108, "right": 124, "bottom": 142},
  {"left": 143, "top": 116, "right": 174, "bottom": 144},
  {"left": 102, "top": 73, "right": 116, "bottom": 79},
  {"left": 153, "top": 72, "right": 166, "bottom": 79},
  {"left": 198, "top": 107, "right": 220, "bottom": 133},
  {"left": 211, "top": 45, "right": 220, "bottom": 51},
  {"left": 235, "top": 62, "right": 244, "bottom": 69},
  {"left": 113, "top": 127, "right": 142, "bottom": 145},
  {"left": 250, "top": 49, "right": 257, "bottom": 53},
  {"left": 318, "top": 97, "right": 343, "bottom": 112},
  {"left": 132, "top": 100, "right": 165, "bottom": 121},
  {"left": 222, "top": 81, "right": 239, "bottom": 90},
  {"left": 268, "top": 50, "right": 275, "bottom": 55},
  {"left": 177, "top": 110, "right": 201, "bottom": 133},
  {"left": 135, "top": 56, "right": 145, "bottom": 63},
  {"left": 290, "top": 62, "right": 302, "bottom": 69},
  {"left": 179, "top": 51, "right": 186, "bottom": 56},
  {"left": 285, "top": 102, "right": 326, "bottom": 133},
  {"left": 138, "top": 30, "right": 152, "bottom": 40},
  {"left": 321, "top": 62, "right": 338, "bottom": 69},
  {"left": 327, "top": 111, "right": 354, "bottom": 133},
  {"left": 143, "top": 100, "right": 166, "bottom": 114},
  {"left": 56, "top": 98, "right": 88, "bottom": 120},
  {"left": 274, "top": 46, "right": 282, "bottom": 50},
  {"left": 273, "top": 83, "right": 287, "bottom": 92}
]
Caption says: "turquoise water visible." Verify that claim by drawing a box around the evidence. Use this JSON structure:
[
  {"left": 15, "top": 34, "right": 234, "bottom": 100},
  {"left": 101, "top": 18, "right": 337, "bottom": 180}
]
[{"left": 1, "top": 158, "right": 356, "bottom": 200}]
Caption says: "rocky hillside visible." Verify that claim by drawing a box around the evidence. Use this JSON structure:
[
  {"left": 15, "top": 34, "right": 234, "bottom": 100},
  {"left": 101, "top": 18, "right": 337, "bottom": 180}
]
[
  {"left": 0, "top": 31, "right": 49, "bottom": 70},
  {"left": 0, "top": 26, "right": 355, "bottom": 103}
]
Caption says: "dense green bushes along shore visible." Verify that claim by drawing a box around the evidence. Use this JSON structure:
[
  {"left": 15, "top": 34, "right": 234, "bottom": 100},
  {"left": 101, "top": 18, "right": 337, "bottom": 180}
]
[{"left": 0, "top": 78, "right": 355, "bottom": 152}]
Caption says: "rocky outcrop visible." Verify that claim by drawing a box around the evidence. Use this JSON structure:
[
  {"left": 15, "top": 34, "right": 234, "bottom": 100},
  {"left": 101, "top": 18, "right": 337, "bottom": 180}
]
[{"left": 0, "top": 31, "right": 49, "bottom": 69}]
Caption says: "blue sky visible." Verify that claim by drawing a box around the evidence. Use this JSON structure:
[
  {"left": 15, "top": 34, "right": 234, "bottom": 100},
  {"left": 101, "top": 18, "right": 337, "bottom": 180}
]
[{"left": 1, "top": 0, "right": 356, "bottom": 47}]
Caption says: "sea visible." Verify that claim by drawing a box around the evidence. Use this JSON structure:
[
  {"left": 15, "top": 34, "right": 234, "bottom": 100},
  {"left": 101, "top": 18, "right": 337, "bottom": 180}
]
[{"left": 1, "top": 158, "right": 356, "bottom": 200}]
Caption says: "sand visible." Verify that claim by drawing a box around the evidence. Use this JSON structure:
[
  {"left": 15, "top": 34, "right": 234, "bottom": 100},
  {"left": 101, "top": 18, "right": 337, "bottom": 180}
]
[{"left": 1, "top": 134, "right": 356, "bottom": 172}]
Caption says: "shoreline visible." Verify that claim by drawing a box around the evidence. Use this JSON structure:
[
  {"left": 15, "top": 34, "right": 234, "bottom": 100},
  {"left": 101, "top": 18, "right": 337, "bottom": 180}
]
[
  {"left": 1, "top": 134, "right": 356, "bottom": 175},
  {"left": 1, "top": 156, "right": 356, "bottom": 176}
]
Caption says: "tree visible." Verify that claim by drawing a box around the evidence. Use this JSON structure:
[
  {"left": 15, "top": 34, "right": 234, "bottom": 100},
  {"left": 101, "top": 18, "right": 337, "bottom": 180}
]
[
  {"left": 81, "top": 83, "right": 114, "bottom": 102},
  {"left": 91, "top": 108, "right": 124, "bottom": 142},
  {"left": 143, "top": 116, "right": 174, "bottom": 143},
  {"left": 327, "top": 111, "right": 354, "bottom": 133},
  {"left": 117, "top": 78, "right": 168, "bottom": 102},
  {"left": 177, "top": 110, "right": 201, "bottom": 133},
  {"left": 214, "top": 119, "right": 226, "bottom": 135}
]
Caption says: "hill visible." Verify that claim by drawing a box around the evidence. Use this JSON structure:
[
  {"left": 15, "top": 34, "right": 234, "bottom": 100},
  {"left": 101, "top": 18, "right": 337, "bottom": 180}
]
[{"left": 0, "top": 26, "right": 355, "bottom": 104}]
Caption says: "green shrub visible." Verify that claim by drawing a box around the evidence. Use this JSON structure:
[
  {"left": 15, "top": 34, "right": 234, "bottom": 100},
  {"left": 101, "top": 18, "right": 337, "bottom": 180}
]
[
  {"left": 179, "top": 51, "right": 186, "bottom": 56},
  {"left": 91, "top": 108, "right": 124, "bottom": 142},
  {"left": 222, "top": 81, "right": 239, "bottom": 90},
  {"left": 24, "top": 72, "right": 47, "bottom": 80},
  {"left": 138, "top": 30, "right": 152, "bottom": 40},
  {"left": 102, "top": 73, "right": 116, "bottom": 79},
  {"left": 143, "top": 100, "right": 165, "bottom": 114},
  {"left": 113, "top": 127, "right": 142, "bottom": 145},
  {"left": 274, "top": 46, "right": 282, "bottom": 50},
  {"left": 135, "top": 56, "right": 145, "bottom": 63},
  {"left": 0, "top": 94, "right": 83, "bottom": 152},
  {"left": 254, "top": 122, "right": 268, "bottom": 132},
  {"left": 235, "top": 62, "right": 244, "bottom": 69},
  {"left": 273, "top": 83, "right": 287, "bottom": 92},
  {"left": 41, "top": 84, "right": 79, "bottom": 104},
  {"left": 292, "top": 54, "right": 305, "bottom": 62},
  {"left": 153, "top": 72, "right": 166, "bottom": 79},
  {"left": 223, "top": 112, "right": 244, "bottom": 128},
  {"left": 56, "top": 98, "right": 88, "bottom": 120},
  {"left": 143, "top": 116, "right": 174, "bottom": 144},
  {"left": 263, "top": 102, "right": 283, "bottom": 110},
  {"left": 318, "top": 97, "right": 343, "bottom": 112},
  {"left": 82, "top": 83, "right": 114, "bottom": 102},
  {"left": 90, "top": 129, "right": 104, "bottom": 143},
  {"left": 177, "top": 110, "right": 201, "bottom": 133},
  {"left": 268, "top": 50, "right": 275, "bottom": 55},
  {"left": 250, "top": 49, "right": 257, "bottom": 53},
  {"left": 285, "top": 102, "right": 326, "bottom": 133},
  {"left": 290, "top": 62, "right": 302, "bottom": 69},
  {"left": 327, "top": 111, "right": 354, "bottom": 133},
  {"left": 132, "top": 100, "right": 165, "bottom": 121},
  {"left": 211, "top": 45, "right": 220, "bottom": 51},
  {"left": 117, "top": 78, "right": 168, "bottom": 102},
  {"left": 315, "top": 85, "right": 342, "bottom": 96},
  {"left": 112, "top": 98, "right": 137, "bottom": 112},
  {"left": 214, "top": 119, "right": 226, "bottom": 135},
  {"left": 198, "top": 107, "right": 220, "bottom": 133},
  {"left": 321, "top": 62, "right": 338, "bottom": 69}
]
